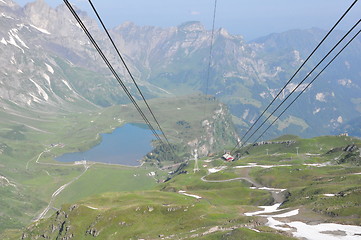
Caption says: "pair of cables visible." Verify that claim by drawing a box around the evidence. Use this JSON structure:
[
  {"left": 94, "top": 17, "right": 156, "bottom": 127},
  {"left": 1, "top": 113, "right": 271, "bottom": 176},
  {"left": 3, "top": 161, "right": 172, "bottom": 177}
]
[
  {"left": 63, "top": 0, "right": 174, "bottom": 153},
  {"left": 231, "top": 0, "right": 360, "bottom": 155},
  {"left": 204, "top": 0, "right": 218, "bottom": 117}
]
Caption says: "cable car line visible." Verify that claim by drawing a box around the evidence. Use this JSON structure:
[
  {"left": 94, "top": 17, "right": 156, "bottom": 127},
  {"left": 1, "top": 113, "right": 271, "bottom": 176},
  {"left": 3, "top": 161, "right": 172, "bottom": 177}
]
[
  {"left": 205, "top": 0, "right": 218, "bottom": 98},
  {"left": 63, "top": 0, "right": 164, "bottom": 144},
  {"left": 63, "top": 0, "right": 358, "bottom": 160},
  {"left": 87, "top": 0, "right": 175, "bottom": 154},
  {"left": 203, "top": 0, "right": 218, "bottom": 117},
  {"left": 231, "top": 0, "right": 359, "bottom": 153},
  {"left": 231, "top": 0, "right": 358, "bottom": 151},
  {"left": 233, "top": 20, "right": 360, "bottom": 154},
  {"left": 240, "top": 28, "right": 361, "bottom": 155},
  {"left": 231, "top": 19, "right": 360, "bottom": 154}
]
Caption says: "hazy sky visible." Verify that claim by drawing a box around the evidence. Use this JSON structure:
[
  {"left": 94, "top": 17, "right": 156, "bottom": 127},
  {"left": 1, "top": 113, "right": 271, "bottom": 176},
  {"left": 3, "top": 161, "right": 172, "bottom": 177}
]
[{"left": 15, "top": 0, "right": 361, "bottom": 40}]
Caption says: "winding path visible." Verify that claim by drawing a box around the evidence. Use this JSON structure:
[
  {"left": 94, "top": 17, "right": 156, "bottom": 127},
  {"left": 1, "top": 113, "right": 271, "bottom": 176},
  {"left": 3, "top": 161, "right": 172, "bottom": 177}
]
[
  {"left": 33, "top": 163, "right": 91, "bottom": 222},
  {"left": 201, "top": 168, "right": 286, "bottom": 203},
  {"left": 29, "top": 148, "right": 94, "bottom": 222},
  {"left": 27, "top": 149, "right": 80, "bottom": 170}
]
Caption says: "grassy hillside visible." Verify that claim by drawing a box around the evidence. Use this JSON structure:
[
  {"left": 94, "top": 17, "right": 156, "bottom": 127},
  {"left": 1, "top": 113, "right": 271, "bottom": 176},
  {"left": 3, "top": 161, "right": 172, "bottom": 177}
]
[
  {"left": 17, "top": 135, "right": 361, "bottom": 239},
  {"left": 0, "top": 95, "right": 237, "bottom": 236},
  {"left": 20, "top": 162, "right": 292, "bottom": 240}
]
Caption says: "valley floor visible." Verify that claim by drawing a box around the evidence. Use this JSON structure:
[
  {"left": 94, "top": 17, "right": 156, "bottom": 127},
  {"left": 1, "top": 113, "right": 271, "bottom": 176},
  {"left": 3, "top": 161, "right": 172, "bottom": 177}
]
[{"left": 1, "top": 99, "right": 360, "bottom": 239}]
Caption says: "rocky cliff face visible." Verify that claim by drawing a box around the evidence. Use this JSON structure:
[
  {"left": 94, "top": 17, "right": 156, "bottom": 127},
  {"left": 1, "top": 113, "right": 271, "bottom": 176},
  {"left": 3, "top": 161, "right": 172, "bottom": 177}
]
[
  {"left": 0, "top": 0, "right": 95, "bottom": 111},
  {"left": 23, "top": 0, "right": 102, "bottom": 68},
  {"left": 0, "top": 0, "right": 155, "bottom": 111},
  {"left": 188, "top": 102, "right": 238, "bottom": 156}
]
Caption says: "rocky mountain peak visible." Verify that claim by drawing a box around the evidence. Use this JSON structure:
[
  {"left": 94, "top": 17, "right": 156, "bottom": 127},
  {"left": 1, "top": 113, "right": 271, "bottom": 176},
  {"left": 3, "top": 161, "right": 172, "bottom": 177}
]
[
  {"left": 22, "top": 0, "right": 94, "bottom": 35},
  {"left": 0, "top": 0, "right": 18, "bottom": 8},
  {"left": 218, "top": 27, "right": 233, "bottom": 39},
  {"left": 178, "top": 21, "right": 205, "bottom": 32},
  {"left": 23, "top": 0, "right": 54, "bottom": 30},
  {"left": 113, "top": 21, "right": 140, "bottom": 33},
  {"left": 0, "top": 0, "right": 21, "bottom": 16},
  {"left": 118, "top": 21, "right": 136, "bottom": 29}
]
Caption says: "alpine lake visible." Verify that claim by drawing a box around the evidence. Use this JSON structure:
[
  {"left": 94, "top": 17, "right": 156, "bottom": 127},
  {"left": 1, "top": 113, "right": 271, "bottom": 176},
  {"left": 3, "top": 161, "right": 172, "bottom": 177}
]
[{"left": 56, "top": 123, "right": 157, "bottom": 166}]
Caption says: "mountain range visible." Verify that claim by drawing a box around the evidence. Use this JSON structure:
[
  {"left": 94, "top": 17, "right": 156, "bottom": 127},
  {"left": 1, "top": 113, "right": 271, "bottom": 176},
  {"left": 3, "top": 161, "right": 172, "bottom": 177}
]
[
  {"left": 1, "top": 1, "right": 361, "bottom": 238},
  {"left": 1, "top": 0, "right": 360, "bottom": 138}
]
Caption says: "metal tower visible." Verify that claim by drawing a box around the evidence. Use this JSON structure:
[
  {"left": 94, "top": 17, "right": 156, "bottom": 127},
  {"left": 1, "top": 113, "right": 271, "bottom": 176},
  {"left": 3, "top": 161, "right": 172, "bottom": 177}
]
[{"left": 193, "top": 149, "right": 199, "bottom": 173}]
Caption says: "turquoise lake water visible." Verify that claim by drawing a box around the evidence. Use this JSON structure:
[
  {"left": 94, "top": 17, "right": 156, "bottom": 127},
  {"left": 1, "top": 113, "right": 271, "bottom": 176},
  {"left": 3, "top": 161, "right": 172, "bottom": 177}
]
[{"left": 56, "top": 123, "right": 156, "bottom": 166}]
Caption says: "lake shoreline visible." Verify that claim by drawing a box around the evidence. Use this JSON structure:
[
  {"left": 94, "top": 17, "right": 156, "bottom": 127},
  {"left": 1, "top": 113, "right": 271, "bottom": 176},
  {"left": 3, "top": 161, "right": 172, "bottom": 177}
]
[{"left": 55, "top": 123, "right": 157, "bottom": 166}]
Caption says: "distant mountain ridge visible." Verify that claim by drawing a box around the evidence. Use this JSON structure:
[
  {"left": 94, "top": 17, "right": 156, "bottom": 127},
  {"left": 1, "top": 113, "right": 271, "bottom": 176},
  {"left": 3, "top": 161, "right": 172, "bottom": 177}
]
[{"left": 1, "top": 0, "right": 360, "bottom": 137}]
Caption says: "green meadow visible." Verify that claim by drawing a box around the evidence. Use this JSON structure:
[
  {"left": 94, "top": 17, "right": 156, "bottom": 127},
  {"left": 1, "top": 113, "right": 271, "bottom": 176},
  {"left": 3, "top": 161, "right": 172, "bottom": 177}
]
[
  {"left": 1, "top": 94, "right": 360, "bottom": 239},
  {"left": 0, "top": 95, "right": 235, "bottom": 236},
  {"left": 19, "top": 134, "right": 361, "bottom": 239}
]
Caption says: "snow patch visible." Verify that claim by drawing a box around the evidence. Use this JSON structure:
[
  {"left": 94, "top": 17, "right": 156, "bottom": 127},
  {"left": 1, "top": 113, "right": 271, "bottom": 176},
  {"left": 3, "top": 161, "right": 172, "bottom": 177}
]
[
  {"left": 287, "top": 222, "right": 361, "bottom": 240},
  {"left": 153, "top": 85, "right": 171, "bottom": 94},
  {"left": 242, "top": 109, "right": 249, "bottom": 120},
  {"left": 69, "top": 19, "right": 82, "bottom": 29},
  {"left": 29, "top": 24, "right": 51, "bottom": 34},
  {"left": 29, "top": 78, "right": 48, "bottom": 101},
  {"left": 45, "top": 63, "right": 54, "bottom": 74},
  {"left": 29, "top": 93, "right": 41, "bottom": 103},
  {"left": 16, "top": 23, "right": 26, "bottom": 28},
  {"left": 316, "top": 93, "right": 326, "bottom": 102},
  {"left": 245, "top": 203, "right": 282, "bottom": 216},
  {"left": 179, "top": 190, "right": 202, "bottom": 199},
  {"left": 285, "top": 83, "right": 308, "bottom": 93},
  {"left": 260, "top": 91, "right": 267, "bottom": 99},
  {"left": 323, "top": 194, "right": 336, "bottom": 197},
  {"left": 250, "top": 186, "right": 286, "bottom": 194},
  {"left": 10, "top": 56, "right": 16, "bottom": 64},
  {"left": 303, "top": 162, "right": 329, "bottom": 167},
  {"left": 86, "top": 205, "right": 98, "bottom": 210},
  {"left": 267, "top": 209, "right": 299, "bottom": 218},
  {"left": 42, "top": 73, "right": 50, "bottom": 86},
  {"left": 0, "top": 12, "right": 14, "bottom": 19},
  {"left": 62, "top": 80, "right": 73, "bottom": 90},
  {"left": 7, "top": 34, "right": 24, "bottom": 53},
  {"left": 208, "top": 166, "right": 227, "bottom": 173},
  {"left": 338, "top": 79, "right": 352, "bottom": 86},
  {"left": 267, "top": 217, "right": 292, "bottom": 231},
  {"left": 337, "top": 116, "right": 343, "bottom": 124},
  {"left": 10, "top": 29, "right": 29, "bottom": 49},
  {"left": 246, "top": 183, "right": 361, "bottom": 239},
  {"left": 234, "top": 163, "right": 291, "bottom": 169},
  {"left": 258, "top": 187, "right": 287, "bottom": 193},
  {"left": 313, "top": 108, "right": 321, "bottom": 115},
  {"left": 305, "top": 153, "right": 321, "bottom": 156},
  {"left": 0, "top": 37, "right": 7, "bottom": 45},
  {"left": 293, "top": 50, "right": 301, "bottom": 62}
]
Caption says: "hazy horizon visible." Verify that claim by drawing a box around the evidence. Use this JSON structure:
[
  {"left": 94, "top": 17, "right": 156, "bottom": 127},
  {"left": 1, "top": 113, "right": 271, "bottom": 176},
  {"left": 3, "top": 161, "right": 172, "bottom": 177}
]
[{"left": 13, "top": 0, "right": 361, "bottom": 40}]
